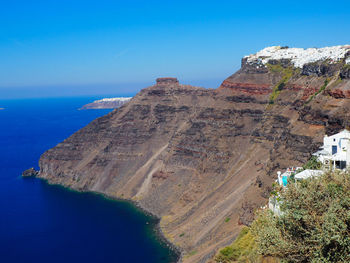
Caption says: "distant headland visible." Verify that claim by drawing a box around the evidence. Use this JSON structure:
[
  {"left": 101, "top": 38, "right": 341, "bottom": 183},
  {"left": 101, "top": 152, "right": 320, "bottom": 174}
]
[{"left": 80, "top": 97, "right": 132, "bottom": 110}]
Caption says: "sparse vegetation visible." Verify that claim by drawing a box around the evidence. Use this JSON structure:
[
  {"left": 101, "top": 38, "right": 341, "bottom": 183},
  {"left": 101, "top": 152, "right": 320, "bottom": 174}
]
[
  {"left": 270, "top": 182, "right": 281, "bottom": 197},
  {"left": 333, "top": 76, "right": 343, "bottom": 86},
  {"left": 179, "top": 233, "right": 185, "bottom": 237},
  {"left": 266, "top": 64, "right": 294, "bottom": 105},
  {"left": 215, "top": 159, "right": 350, "bottom": 263},
  {"left": 343, "top": 63, "right": 350, "bottom": 71},
  {"left": 302, "top": 155, "right": 322, "bottom": 170},
  {"left": 306, "top": 78, "right": 330, "bottom": 104},
  {"left": 215, "top": 227, "right": 258, "bottom": 262},
  {"left": 225, "top": 217, "right": 231, "bottom": 223},
  {"left": 266, "top": 63, "right": 285, "bottom": 74}
]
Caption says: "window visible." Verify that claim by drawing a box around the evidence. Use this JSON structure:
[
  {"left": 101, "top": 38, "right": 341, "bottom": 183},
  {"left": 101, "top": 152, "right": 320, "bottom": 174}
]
[{"left": 332, "top": 145, "right": 337, "bottom": 154}]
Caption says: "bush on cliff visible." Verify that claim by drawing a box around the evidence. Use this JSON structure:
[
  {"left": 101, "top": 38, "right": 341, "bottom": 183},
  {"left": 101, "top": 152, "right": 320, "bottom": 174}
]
[
  {"left": 251, "top": 171, "right": 350, "bottom": 262},
  {"left": 302, "top": 155, "right": 322, "bottom": 170},
  {"left": 215, "top": 227, "right": 258, "bottom": 262},
  {"left": 215, "top": 226, "right": 279, "bottom": 262}
]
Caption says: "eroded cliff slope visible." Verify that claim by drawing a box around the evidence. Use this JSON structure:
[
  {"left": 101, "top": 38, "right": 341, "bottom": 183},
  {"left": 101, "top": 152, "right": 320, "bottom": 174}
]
[{"left": 39, "top": 46, "right": 350, "bottom": 262}]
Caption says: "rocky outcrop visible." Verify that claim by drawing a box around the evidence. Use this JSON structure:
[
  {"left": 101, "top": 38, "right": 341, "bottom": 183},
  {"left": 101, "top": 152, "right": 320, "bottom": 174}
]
[
  {"left": 22, "top": 167, "right": 38, "bottom": 177},
  {"left": 326, "top": 89, "right": 350, "bottom": 99},
  {"left": 156, "top": 77, "right": 179, "bottom": 85},
  {"left": 37, "top": 46, "right": 350, "bottom": 262},
  {"left": 241, "top": 57, "right": 269, "bottom": 74},
  {"left": 219, "top": 80, "right": 271, "bottom": 95},
  {"left": 301, "top": 61, "right": 342, "bottom": 77},
  {"left": 340, "top": 65, "right": 350, "bottom": 79}
]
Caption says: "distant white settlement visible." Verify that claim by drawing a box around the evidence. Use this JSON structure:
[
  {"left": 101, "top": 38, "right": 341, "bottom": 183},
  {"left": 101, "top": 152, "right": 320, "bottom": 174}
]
[
  {"left": 80, "top": 97, "right": 132, "bottom": 110},
  {"left": 246, "top": 45, "right": 350, "bottom": 68},
  {"left": 269, "top": 129, "right": 350, "bottom": 215}
]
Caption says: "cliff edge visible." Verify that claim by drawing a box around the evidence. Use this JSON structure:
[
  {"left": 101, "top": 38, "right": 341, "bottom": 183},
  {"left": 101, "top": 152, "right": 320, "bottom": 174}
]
[{"left": 38, "top": 46, "right": 350, "bottom": 262}]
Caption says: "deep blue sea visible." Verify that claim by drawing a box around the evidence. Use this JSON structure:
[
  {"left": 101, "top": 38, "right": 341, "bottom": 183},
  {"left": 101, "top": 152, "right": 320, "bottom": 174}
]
[{"left": 0, "top": 97, "right": 177, "bottom": 263}]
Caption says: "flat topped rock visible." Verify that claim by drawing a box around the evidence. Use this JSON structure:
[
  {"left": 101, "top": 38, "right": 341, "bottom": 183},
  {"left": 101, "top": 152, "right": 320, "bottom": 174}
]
[{"left": 156, "top": 77, "right": 179, "bottom": 85}]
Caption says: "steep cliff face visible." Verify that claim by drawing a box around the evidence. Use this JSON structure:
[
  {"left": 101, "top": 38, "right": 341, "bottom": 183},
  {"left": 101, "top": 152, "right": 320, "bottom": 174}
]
[{"left": 39, "top": 47, "right": 350, "bottom": 262}]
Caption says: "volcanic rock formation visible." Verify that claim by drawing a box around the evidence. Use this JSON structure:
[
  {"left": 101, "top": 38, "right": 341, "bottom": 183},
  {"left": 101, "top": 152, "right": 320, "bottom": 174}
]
[{"left": 38, "top": 45, "right": 350, "bottom": 262}]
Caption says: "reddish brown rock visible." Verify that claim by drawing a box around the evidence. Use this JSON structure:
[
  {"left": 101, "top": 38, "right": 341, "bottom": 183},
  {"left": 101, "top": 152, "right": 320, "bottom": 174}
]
[
  {"left": 287, "top": 84, "right": 303, "bottom": 91},
  {"left": 218, "top": 80, "right": 272, "bottom": 95},
  {"left": 301, "top": 87, "right": 319, "bottom": 100},
  {"left": 38, "top": 59, "right": 350, "bottom": 262},
  {"left": 326, "top": 89, "right": 349, "bottom": 99},
  {"left": 152, "top": 171, "right": 170, "bottom": 180}
]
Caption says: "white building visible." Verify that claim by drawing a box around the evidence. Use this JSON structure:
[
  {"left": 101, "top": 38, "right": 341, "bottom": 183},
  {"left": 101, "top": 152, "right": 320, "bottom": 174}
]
[
  {"left": 277, "top": 167, "right": 303, "bottom": 187},
  {"left": 313, "top": 129, "right": 350, "bottom": 170},
  {"left": 276, "top": 167, "right": 323, "bottom": 188},
  {"left": 269, "top": 130, "right": 350, "bottom": 215},
  {"left": 294, "top": 169, "right": 324, "bottom": 180},
  {"left": 274, "top": 129, "right": 350, "bottom": 189}
]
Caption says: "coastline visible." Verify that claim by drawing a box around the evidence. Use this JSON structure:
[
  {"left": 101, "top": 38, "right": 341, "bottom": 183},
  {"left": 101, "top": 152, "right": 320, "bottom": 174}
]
[{"left": 32, "top": 175, "right": 182, "bottom": 263}]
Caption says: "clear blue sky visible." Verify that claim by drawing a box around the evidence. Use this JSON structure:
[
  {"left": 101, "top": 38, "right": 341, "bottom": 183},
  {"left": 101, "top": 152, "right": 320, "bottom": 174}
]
[{"left": 1, "top": 0, "right": 349, "bottom": 98}]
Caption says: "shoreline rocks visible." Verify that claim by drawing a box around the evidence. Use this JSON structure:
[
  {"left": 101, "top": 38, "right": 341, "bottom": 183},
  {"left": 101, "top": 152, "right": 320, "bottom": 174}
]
[{"left": 22, "top": 167, "right": 39, "bottom": 177}]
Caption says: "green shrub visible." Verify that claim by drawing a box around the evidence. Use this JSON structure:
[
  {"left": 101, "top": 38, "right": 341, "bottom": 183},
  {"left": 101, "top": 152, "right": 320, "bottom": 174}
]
[
  {"left": 302, "top": 155, "right": 322, "bottom": 170},
  {"left": 343, "top": 63, "right": 350, "bottom": 70},
  {"left": 215, "top": 227, "right": 258, "bottom": 262},
  {"left": 267, "top": 64, "right": 294, "bottom": 104},
  {"left": 306, "top": 78, "right": 329, "bottom": 104},
  {"left": 266, "top": 64, "right": 285, "bottom": 73},
  {"left": 251, "top": 171, "right": 350, "bottom": 262}
]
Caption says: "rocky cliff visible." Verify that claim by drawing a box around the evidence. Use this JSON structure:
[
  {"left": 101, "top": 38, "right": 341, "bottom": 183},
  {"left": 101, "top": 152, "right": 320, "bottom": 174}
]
[{"left": 38, "top": 46, "right": 350, "bottom": 262}]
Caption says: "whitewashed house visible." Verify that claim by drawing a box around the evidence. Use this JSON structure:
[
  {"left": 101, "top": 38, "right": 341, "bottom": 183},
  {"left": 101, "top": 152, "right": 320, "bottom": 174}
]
[
  {"left": 273, "top": 129, "right": 350, "bottom": 189},
  {"left": 294, "top": 169, "right": 324, "bottom": 180},
  {"left": 313, "top": 129, "right": 350, "bottom": 170},
  {"left": 269, "top": 130, "right": 350, "bottom": 215}
]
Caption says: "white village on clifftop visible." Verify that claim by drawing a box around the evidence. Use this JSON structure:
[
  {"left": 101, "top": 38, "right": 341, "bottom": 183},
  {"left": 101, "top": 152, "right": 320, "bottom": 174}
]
[
  {"left": 246, "top": 45, "right": 350, "bottom": 68},
  {"left": 269, "top": 129, "right": 350, "bottom": 215}
]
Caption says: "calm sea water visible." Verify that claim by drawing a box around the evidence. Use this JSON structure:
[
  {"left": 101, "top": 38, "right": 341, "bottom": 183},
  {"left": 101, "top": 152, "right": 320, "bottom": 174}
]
[{"left": 0, "top": 97, "right": 178, "bottom": 263}]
